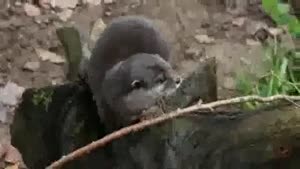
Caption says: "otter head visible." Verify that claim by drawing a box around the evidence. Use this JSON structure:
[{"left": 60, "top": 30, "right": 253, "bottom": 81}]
[{"left": 100, "top": 53, "right": 181, "bottom": 130}]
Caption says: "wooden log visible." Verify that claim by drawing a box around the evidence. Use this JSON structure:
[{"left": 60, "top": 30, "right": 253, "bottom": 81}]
[
  {"left": 10, "top": 56, "right": 300, "bottom": 169},
  {"left": 10, "top": 57, "right": 217, "bottom": 169}
]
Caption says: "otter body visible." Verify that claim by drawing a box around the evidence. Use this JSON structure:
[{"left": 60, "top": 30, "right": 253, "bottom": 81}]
[{"left": 87, "top": 16, "right": 180, "bottom": 132}]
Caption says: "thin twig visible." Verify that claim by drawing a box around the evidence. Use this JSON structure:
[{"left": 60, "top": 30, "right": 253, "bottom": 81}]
[
  {"left": 285, "top": 97, "right": 300, "bottom": 108},
  {"left": 46, "top": 94, "right": 300, "bottom": 169}
]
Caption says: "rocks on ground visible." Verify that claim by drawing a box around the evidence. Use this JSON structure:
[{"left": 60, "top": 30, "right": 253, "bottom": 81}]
[
  {"left": 82, "top": 0, "right": 102, "bottom": 6},
  {"left": 194, "top": 34, "right": 215, "bottom": 44},
  {"left": 89, "top": 18, "right": 106, "bottom": 49},
  {"left": 0, "top": 143, "right": 26, "bottom": 169},
  {"left": 23, "top": 3, "right": 40, "bottom": 17},
  {"left": 0, "top": 82, "right": 25, "bottom": 123},
  {"left": 57, "top": 9, "right": 73, "bottom": 22},
  {"left": 23, "top": 61, "right": 40, "bottom": 72},
  {"left": 35, "top": 48, "right": 65, "bottom": 64}
]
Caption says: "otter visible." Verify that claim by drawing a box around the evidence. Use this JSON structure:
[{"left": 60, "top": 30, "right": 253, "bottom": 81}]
[{"left": 87, "top": 15, "right": 181, "bottom": 132}]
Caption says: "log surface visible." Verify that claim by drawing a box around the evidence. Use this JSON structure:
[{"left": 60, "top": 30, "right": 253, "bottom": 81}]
[{"left": 10, "top": 58, "right": 300, "bottom": 169}]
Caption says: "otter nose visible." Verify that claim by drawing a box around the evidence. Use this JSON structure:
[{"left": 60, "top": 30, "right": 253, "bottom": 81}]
[{"left": 175, "top": 77, "right": 182, "bottom": 85}]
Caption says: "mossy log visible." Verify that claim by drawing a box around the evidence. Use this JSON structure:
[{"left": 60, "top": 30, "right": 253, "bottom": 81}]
[{"left": 10, "top": 57, "right": 300, "bottom": 169}]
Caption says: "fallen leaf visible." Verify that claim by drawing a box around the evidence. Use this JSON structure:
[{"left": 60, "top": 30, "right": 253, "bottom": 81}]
[
  {"left": 24, "top": 3, "right": 41, "bottom": 17},
  {"left": 0, "top": 82, "right": 25, "bottom": 106},
  {"left": 50, "top": 0, "right": 79, "bottom": 9},
  {"left": 103, "top": 0, "right": 114, "bottom": 4},
  {"left": 83, "top": 0, "right": 102, "bottom": 6},
  {"left": 0, "top": 144, "right": 23, "bottom": 166},
  {"left": 23, "top": 61, "right": 40, "bottom": 72},
  {"left": 232, "top": 17, "right": 246, "bottom": 27},
  {"left": 195, "top": 34, "right": 215, "bottom": 44},
  {"left": 35, "top": 48, "right": 65, "bottom": 64},
  {"left": 246, "top": 39, "right": 261, "bottom": 46},
  {"left": 3, "top": 145, "right": 23, "bottom": 164}
]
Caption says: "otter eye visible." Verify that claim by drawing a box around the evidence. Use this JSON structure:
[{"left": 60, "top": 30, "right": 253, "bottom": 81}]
[
  {"left": 156, "top": 74, "right": 166, "bottom": 84},
  {"left": 131, "top": 80, "right": 143, "bottom": 89}
]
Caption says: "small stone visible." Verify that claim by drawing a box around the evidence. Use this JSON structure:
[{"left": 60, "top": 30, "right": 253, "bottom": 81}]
[
  {"left": 104, "top": 11, "right": 112, "bottom": 16},
  {"left": 51, "top": 78, "right": 64, "bottom": 85},
  {"left": 83, "top": 0, "right": 102, "bottom": 6},
  {"left": 195, "top": 34, "right": 215, "bottom": 44},
  {"left": 23, "top": 61, "right": 40, "bottom": 71},
  {"left": 35, "top": 48, "right": 65, "bottom": 64},
  {"left": 232, "top": 17, "right": 246, "bottom": 27},
  {"left": 0, "top": 82, "right": 25, "bottom": 106},
  {"left": 50, "top": 0, "right": 79, "bottom": 9},
  {"left": 51, "top": 77, "right": 64, "bottom": 85},
  {"left": 34, "top": 18, "right": 42, "bottom": 24},
  {"left": 103, "top": 0, "right": 114, "bottom": 4},
  {"left": 57, "top": 9, "right": 73, "bottom": 22},
  {"left": 246, "top": 39, "right": 261, "bottom": 46},
  {"left": 24, "top": 3, "right": 41, "bottom": 17},
  {"left": 15, "top": 1, "right": 22, "bottom": 6},
  {"left": 267, "top": 27, "right": 283, "bottom": 37}
]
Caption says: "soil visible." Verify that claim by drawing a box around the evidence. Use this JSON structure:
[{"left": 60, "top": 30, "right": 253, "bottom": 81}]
[{"left": 0, "top": 0, "right": 288, "bottom": 168}]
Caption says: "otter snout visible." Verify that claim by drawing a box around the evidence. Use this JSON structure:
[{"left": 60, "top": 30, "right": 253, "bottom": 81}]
[
  {"left": 165, "top": 68, "right": 182, "bottom": 92},
  {"left": 174, "top": 76, "right": 182, "bottom": 88}
]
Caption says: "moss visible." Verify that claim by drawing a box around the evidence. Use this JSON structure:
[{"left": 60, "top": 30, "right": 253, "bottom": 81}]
[{"left": 32, "top": 88, "right": 54, "bottom": 111}]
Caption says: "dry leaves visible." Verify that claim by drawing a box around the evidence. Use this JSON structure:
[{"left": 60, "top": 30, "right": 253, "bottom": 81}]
[{"left": 0, "top": 144, "right": 25, "bottom": 169}]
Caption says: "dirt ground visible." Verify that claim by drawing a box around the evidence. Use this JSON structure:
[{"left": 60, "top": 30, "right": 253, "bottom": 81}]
[{"left": 0, "top": 0, "right": 289, "bottom": 168}]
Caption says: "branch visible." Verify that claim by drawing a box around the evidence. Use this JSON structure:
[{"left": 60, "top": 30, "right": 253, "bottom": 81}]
[{"left": 46, "top": 94, "right": 300, "bottom": 169}]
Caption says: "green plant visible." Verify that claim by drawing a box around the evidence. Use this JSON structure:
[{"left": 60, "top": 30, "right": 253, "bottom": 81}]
[
  {"left": 262, "top": 0, "right": 300, "bottom": 38},
  {"left": 236, "top": 40, "right": 300, "bottom": 109},
  {"left": 235, "top": 0, "right": 300, "bottom": 109},
  {"left": 32, "top": 89, "right": 54, "bottom": 111}
]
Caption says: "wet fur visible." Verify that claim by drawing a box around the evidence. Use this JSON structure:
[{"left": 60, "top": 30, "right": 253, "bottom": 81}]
[{"left": 87, "top": 16, "right": 179, "bottom": 132}]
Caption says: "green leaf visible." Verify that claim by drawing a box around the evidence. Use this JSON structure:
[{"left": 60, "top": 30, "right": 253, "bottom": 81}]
[
  {"left": 288, "top": 17, "right": 300, "bottom": 37},
  {"left": 275, "top": 3, "right": 291, "bottom": 24},
  {"left": 267, "top": 75, "right": 274, "bottom": 96},
  {"left": 236, "top": 74, "right": 253, "bottom": 95},
  {"left": 280, "top": 57, "right": 288, "bottom": 75},
  {"left": 258, "top": 83, "right": 270, "bottom": 97},
  {"left": 262, "top": 0, "right": 278, "bottom": 13},
  {"left": 277, "top": 3, "right": 290, "bottom": 14}
]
